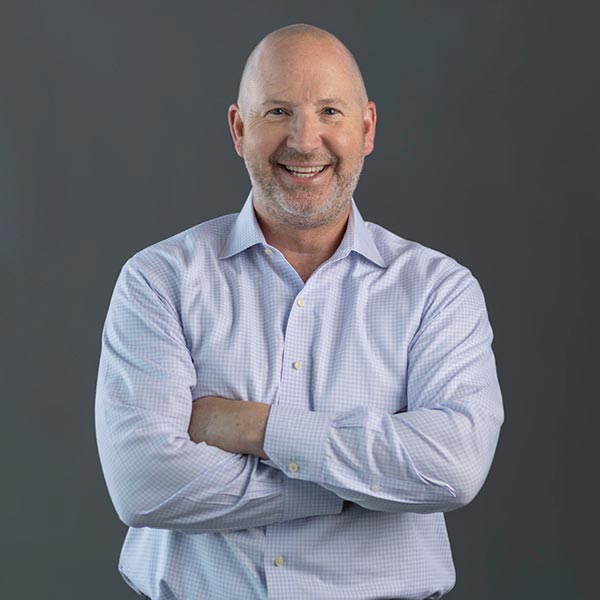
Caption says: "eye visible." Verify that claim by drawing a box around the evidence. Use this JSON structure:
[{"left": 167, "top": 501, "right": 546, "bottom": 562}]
[
  {"left": 268, "top": 108, "right": 287, "bottom": 116},
  {"left": 322, "top": 107, "right": 340, "bottom": 116}
]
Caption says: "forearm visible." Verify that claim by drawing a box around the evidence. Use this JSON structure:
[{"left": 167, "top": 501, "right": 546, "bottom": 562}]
[
  {"left": 263, "top": 401, "right": 501, "bottom": 514},
  {"left": 96, "top": 389, "right": 342, "bottom": 532},
  {"left": 188, "top": 396, "right": 271, "bottom": 460},
  {"left": 187, "top": 395, "right": 495, "bottom": 514}
]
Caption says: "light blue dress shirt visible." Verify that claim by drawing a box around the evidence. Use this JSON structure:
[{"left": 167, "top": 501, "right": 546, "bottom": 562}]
[{"left": 95, "top": 191, "right": 503, "bottom": 600}]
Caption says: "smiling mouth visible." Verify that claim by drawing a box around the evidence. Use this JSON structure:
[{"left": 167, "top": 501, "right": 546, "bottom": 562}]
[{"left": 278, "top": 164, "right": 330, "bottom": 179}]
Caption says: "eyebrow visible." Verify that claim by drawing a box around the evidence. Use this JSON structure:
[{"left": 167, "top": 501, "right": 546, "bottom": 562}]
[{"left": 260, "top": 97, "right": 350, "bottom": 108}]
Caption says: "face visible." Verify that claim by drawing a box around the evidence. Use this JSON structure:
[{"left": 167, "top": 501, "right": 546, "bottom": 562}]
[{"left": 229, "top": 37, "right": 376, "bottom": 229}]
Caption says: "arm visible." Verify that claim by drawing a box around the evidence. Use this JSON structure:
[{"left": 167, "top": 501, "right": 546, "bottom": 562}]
[
  {"left": 204, "top": 272, "right": 504, "bottom": 514},
  {"left": 264, "top": 274, "right": 504, "bottom": 513},
  {"left": 94, "top": 257, "right": 343, "bottom": 533}
]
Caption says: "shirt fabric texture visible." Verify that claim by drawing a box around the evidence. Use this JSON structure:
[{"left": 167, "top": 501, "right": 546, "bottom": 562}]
[{"left": 95, "top": 190, "right": 504, "bottom": 600}]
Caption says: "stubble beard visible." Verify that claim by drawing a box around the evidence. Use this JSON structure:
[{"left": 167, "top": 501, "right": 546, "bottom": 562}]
[{"left": 244, "top": 152, "right": 364, "bottom": 230}]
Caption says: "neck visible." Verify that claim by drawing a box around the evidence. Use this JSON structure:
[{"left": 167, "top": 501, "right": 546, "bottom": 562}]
[{"left": 253, "top": 201, "right": 351, "bottom": 282}]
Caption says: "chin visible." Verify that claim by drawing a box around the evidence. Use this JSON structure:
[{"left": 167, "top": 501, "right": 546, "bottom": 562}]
[
  {"left": 279, "top": 192, "right": 331, "bottom": 214},
  {"left": 280, "top": 197, "right": 348, "bottom": 228}
]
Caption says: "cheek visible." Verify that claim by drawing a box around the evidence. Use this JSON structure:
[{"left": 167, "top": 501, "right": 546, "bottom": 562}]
[
  {"left": 333, "top": 141, "right": 366, "bottom": 166},
  {"left": 244, "top": 127, "right": 285, "bottom": 159},
  {"left": 326, "top": 128, "right": 365, "bottom": 161}
]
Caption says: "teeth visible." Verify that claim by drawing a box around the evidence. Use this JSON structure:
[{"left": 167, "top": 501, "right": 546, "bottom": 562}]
[{"left": 284, "top": 165, "right": 326, "bottom": 176}]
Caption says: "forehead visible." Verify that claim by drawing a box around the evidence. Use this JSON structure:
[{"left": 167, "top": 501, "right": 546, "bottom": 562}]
[{"left": 248, "top": 38, "right": 360, "bottom": 105}]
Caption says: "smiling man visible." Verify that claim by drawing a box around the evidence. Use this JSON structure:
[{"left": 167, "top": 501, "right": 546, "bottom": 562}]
[
  {"left": 231, "top": 26, "right": 376, "bottom": 281},
  {"left": 95, "top": 24, "right": 504, "bottom": 600}
]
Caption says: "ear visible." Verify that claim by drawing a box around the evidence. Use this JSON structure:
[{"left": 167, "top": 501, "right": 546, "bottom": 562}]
[
  {"left": 228, "top": 103, "right": 244, "bottom": 157},
  {"left": 363, "top": 101, "right": 377, "bottom": 156}
]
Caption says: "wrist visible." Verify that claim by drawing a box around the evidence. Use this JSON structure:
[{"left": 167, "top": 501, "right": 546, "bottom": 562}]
[{"left": 243, "top": 402, "right": 271, "bottom": 459}]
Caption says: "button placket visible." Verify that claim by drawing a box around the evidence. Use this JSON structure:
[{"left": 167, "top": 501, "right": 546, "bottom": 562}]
[
  {"left": 290, "top": 295, "right": 306, "bottom": 373},
  {"left": 278, "top": 286, "right": 312, "bottom": 411}
]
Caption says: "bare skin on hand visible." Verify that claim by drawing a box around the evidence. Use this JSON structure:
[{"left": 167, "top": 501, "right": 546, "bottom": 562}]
[{"left": 188, "top": 396, "right": 271, "bottom": 459}]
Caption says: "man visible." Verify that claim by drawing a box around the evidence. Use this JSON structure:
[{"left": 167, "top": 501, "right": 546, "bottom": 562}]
[{"left": 95, "top": 23, "right": 503, "bottom": 600}]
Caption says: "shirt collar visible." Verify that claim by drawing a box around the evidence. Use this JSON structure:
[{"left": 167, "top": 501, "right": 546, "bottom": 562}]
[{"left": 219, "top": 189, "right": 386, "bottom": 268}]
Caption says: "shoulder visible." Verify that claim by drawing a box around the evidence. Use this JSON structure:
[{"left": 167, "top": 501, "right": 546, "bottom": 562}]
[
  {"left": 365, "top": 220, "right": 480, "bottom": 308},
  {"left": 120, "top": 213, "right": 237, "bottom": 296}
]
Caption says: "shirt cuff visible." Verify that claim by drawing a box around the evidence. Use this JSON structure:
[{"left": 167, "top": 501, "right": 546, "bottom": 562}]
[{"left": 263, "top": 404, "right": 331, "bottom": 484}]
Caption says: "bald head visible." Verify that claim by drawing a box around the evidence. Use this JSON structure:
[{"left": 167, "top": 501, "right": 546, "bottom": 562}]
[{"left": 237, "top": 24, "right": 368, "bottom": 115}]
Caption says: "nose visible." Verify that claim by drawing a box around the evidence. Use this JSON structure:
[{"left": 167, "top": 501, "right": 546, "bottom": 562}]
[{"left": 286, "top": 112, "right": 322, "bottom": 154}]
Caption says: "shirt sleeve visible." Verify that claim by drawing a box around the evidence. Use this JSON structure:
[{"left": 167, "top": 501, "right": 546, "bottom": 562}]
[
  {"left": 95, "top": 257, "right": 343, "bottom": 533},
  {"left": 263, "top": 272, "right": 504, "bottom": 514}
]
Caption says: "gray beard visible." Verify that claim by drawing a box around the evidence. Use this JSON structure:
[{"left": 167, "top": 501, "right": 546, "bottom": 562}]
[{"left": 244, "top": 159, "right": 364, "bottom": 229}]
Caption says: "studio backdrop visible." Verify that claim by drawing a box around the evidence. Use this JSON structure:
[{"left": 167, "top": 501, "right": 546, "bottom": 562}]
[{"left": 1, "top": 2, "right": 596, "bottom": 599}]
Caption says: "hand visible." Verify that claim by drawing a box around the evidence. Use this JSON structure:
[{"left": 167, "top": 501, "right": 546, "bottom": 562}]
[{"left": 188, "top": 395, "right": 271, "bottom": 459}]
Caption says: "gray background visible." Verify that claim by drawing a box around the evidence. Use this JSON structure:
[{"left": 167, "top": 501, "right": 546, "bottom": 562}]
[{"left": 2, "top": 1, "right": 597, "bottom": 598}]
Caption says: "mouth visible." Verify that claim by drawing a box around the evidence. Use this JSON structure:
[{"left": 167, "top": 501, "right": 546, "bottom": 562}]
[{"left": 277, "top": 163, "right": 331, "bottom": 181}]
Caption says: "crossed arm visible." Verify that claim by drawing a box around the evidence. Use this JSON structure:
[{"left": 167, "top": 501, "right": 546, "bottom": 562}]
[
  {"left": 96, "top": 257, "right": 503, "bottom": 534},
  {"left": 95, "top": 259, "right": 346, "bottom": 533}
]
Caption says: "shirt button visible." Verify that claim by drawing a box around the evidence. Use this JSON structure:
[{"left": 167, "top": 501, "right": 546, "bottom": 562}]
[
  {"left": 274, "top": 555, "right": 285, "bottom": 567},
  {"left": 296, "top": 297, "right": 305, "bottom": 307},
  {"left": 293, "top": 360, "right": 302, "bottom": 370},
  {"left": 288, "top": 462, "right": 299, "bottom": 473},
  {"left": 370, "top": 483, "right": 382, "bottom": 493},
  {"left": 264, "top": 247, "right": 273, "bottom": 255}
]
